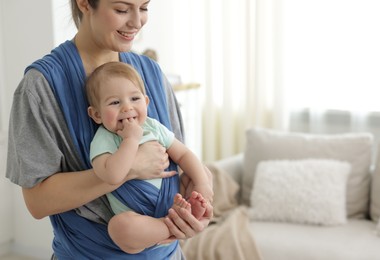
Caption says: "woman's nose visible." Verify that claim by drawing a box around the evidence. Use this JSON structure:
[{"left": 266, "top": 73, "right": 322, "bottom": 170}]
[{"left": 127, "top": 10, "right": 142, "bottom": 29}]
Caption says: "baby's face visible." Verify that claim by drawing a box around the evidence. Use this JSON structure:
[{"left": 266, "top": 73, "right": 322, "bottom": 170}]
[{"left": 96, "top": 76, "right": 149, "bottom": 133}]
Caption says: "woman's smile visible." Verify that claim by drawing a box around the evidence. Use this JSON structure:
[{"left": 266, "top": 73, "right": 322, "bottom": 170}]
[{"left": 117, "top": 30, "right": 137, "bottom": 40}]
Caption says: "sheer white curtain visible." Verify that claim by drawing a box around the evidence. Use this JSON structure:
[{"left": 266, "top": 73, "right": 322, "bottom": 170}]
[
  {"left": 200, "top": 0, "right": 251, "bottom": 162},
  {"left": 280, "top": 0, "right": 380, "bottom": 152},
  {"left": 190, "top": 0, "right": 380, "bottom": 161},
  {"left": 186, "top": 0, "right": 282, "bottom": 162}
]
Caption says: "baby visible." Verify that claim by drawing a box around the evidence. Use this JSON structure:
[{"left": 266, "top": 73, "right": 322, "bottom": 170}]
[{"left": 86, "top": 61, "right": 213, "bottom": 253}]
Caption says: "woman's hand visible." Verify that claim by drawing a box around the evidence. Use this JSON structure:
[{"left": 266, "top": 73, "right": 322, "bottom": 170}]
[
  {"left": 163, "top": 165, "right": 214, "bottom": 241},
  {"left": 130, "top": 141, "right": 177, "bottom": 180},
  {"left": 163, "top": 201, "right": 213, "bottom": 240}
]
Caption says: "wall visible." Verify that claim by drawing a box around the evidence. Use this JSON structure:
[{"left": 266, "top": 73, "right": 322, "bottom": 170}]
[
  {"left": 0, "top": 136, "right": 12, "bottom": 256},
  {"left": 0, "top": 0, "right": 5, "bottom": 131},
  {"left": 0, "top": 1, "right": 56, "bottom": 258},
  {"left": 0, "top": 1, "right": 11, "bottom": 256},
  {"left": 133, "top": 0, "right": 202, "bottom": 83}
]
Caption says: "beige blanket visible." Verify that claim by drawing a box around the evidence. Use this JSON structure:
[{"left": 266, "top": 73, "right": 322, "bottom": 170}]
[{"left": 181, "top": 164, "right": 262, "bottom": 260}]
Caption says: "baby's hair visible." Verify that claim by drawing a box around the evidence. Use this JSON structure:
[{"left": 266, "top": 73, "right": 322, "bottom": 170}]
[{"left": 85, "top": 62, "right": 146, "bottom": 108}]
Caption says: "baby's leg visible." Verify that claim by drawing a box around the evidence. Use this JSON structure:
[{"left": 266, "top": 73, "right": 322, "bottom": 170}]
[
  {"left": 187, "top": 191, "right": 207, "bottom": 219},
  {"left": 108, "top": 211, "right": 171, "bottom": 254}
]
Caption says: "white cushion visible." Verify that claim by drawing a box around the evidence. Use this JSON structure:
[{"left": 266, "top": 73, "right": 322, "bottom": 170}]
[
  {"left": 243, "top": 127, "right": 373, "bottom": 218},
  {"left": 251, "top": 219, "right": 380, "bottom": 260},
  {"left": 250, "top": 159, "right": 350, "bottom": 225}
]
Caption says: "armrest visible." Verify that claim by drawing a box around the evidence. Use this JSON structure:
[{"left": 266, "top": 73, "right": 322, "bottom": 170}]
[
  {"left": 210, "top": 153, "right": 244, "bottom": 206},
  {"left": 213, "top": 153, "right": 244, "bottom": 188}
]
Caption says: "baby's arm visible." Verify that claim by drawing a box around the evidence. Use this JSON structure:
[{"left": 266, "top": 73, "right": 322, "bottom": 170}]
[
  {"left": 167, "top": 139, "right": 213, "bottom": 202},
  {"left": 92, "top": 119, "right": 142, "bottom": 185}
]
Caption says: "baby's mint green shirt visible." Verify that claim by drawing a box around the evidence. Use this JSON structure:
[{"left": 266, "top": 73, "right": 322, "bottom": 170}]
[{"left": 90, "top": 117, "right": 175, "bottom": 214}]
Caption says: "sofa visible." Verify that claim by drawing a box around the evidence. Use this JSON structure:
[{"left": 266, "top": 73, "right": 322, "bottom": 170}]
[{"left": 205, "top": 127, "right": 380, "bottom": 260}]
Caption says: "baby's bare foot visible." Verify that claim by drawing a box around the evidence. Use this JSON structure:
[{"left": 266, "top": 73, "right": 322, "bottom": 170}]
[
  {"left": 172, "top": 193, "right": 192, "bottom": 214},
  {"left": 187, "top": 191, "right": 207, "bottom": 220}
]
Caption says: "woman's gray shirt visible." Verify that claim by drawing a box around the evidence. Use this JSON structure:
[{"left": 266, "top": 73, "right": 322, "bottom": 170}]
[{"left": 6, "top": 68, "right": 184, "bottom": 224}]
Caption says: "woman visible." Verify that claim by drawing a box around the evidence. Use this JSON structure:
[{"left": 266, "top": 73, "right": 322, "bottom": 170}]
[{"left": 6, "top": 0, "right": 213, "bottom": 259}]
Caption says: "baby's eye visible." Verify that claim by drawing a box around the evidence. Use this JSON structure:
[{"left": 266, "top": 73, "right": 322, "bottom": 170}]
[
  {"left": 131, "top": 97, "right": 141, "bottom": 101},
  {"left": 109, "top": 101, "right": 120, "bottom": 105}
]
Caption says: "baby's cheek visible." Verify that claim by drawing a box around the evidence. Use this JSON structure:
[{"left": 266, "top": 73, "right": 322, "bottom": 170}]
[{"left": 102, "top": 111, "right": 120, "bottom": 130}]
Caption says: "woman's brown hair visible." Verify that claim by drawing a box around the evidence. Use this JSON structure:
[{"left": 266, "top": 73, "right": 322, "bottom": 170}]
[{"left": 71, "top": 0, "right": 99, "bottom": 28}]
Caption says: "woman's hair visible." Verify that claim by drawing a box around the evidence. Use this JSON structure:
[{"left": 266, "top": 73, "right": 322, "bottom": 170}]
[
  {"left": 86, "top": 62, "right": 146, "bottom": 107},
  {"left": 71, "top": 0, "right": 99, "bottom": 29}
]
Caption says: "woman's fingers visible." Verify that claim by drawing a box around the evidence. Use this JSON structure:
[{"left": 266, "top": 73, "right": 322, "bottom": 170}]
[
  {"left": 165, "top": 208, "right": 204, "bottom": 239},
  {"left": 160, "top": 171, "right": 178, "bottom": 179}
]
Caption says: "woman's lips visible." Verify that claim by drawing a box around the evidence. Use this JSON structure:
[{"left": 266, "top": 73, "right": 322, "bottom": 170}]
[{"left": 117, "top": 30, "right": 136, "bottom": 40}]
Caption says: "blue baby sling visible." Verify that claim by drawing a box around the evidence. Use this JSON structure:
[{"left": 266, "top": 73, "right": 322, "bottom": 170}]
[{"left": 26, "top": 41, "right": 180, "bottom": 259}]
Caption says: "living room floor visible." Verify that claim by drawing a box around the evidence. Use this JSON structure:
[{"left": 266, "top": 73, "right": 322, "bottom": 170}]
[{"left": 0, "top": 254, "right": 39, "bottom": 260}]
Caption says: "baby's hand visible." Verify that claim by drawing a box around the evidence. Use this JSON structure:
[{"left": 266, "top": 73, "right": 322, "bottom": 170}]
[{"left": 117, "top": 118, "right": 143, "bottom": 141}]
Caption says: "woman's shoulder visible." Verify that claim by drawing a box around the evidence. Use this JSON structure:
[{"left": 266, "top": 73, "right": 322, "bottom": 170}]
[
  {"left": 16, "top": 68, "right": 48, "bottom": 93},
  {"left": 14, "top": 68, "right": 56, "bottom": 106},
  {"left": 23, "top": 67, "right": 45, "bottom": 80}
]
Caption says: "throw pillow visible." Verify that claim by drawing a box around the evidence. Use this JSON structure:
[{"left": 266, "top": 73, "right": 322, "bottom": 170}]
[
  {"left": 250, "top": 159, "right": 350, "bottom": 226},
  {"left": 370, "top": 144, "right": 380, "bottom": 222},
  {"left": 243, "top": 127, "right": 373, "bottom": 218}
]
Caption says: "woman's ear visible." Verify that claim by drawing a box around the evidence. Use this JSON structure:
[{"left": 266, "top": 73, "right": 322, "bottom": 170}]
[
  {"left": 76, "top": 0, "right": 91, "bottom": 13},
  {"left": 88, "top": 106, "right": 102, "bottom": 124}
]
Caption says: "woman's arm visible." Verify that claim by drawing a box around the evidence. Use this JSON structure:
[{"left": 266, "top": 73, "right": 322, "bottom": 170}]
[
  {"left": 22, "top": 169, "right": 117, "bottom": 219},
  {"left": 23, "top": 141, "right": 177, "bottom": 219}
]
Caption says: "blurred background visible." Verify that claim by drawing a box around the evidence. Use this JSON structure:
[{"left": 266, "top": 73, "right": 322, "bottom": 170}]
[{"left": 1, "top": 0, "right": 380, "bottom": 259}]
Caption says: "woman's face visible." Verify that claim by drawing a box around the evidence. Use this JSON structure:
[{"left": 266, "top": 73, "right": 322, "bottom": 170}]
[{"left": 87, "top": 0, "right": 149, "bottom": 52}]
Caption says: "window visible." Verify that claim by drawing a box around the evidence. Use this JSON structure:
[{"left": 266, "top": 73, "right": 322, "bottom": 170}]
[{"left": 282, "top": 0, "right": 380, "bottom": 112}]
